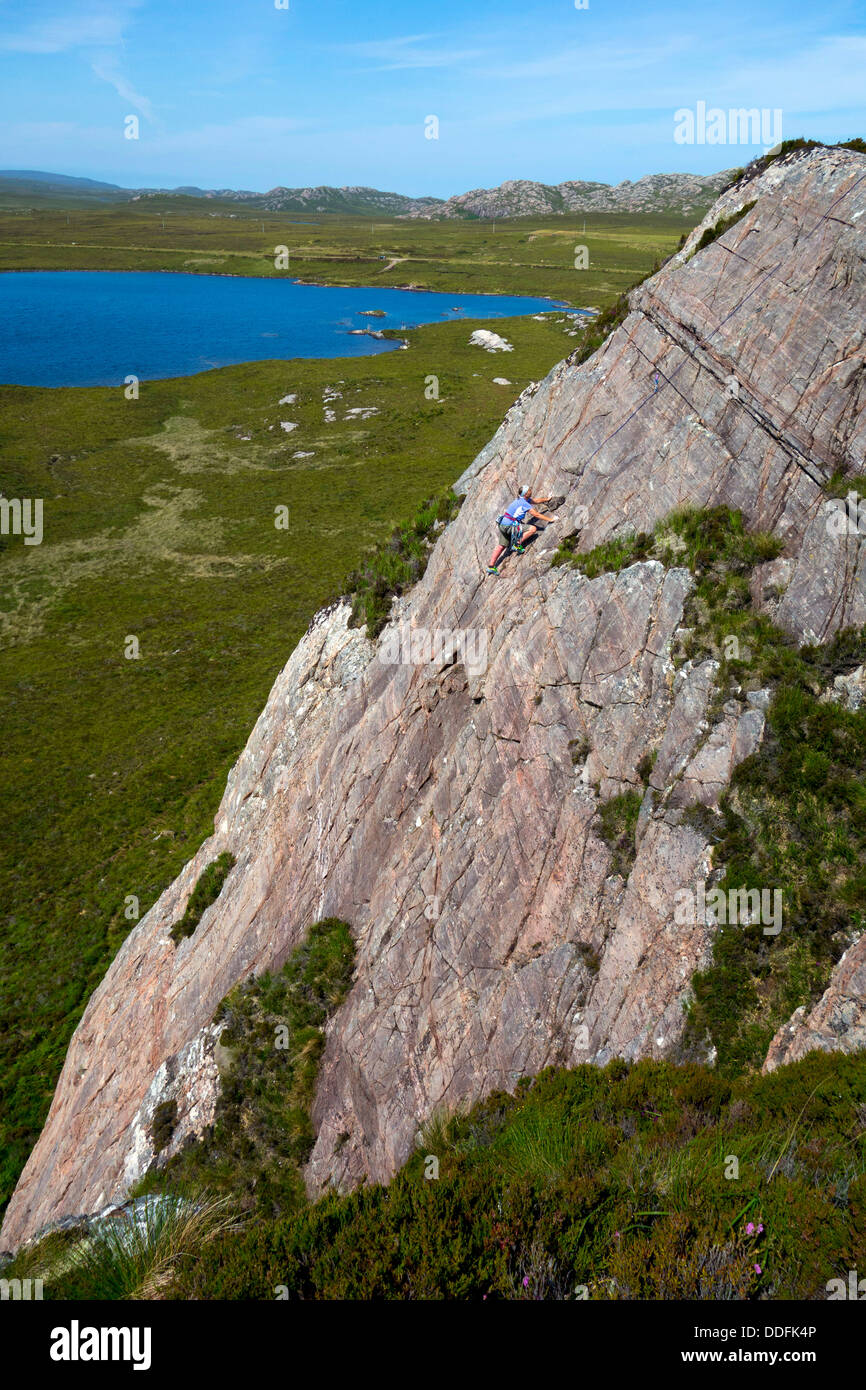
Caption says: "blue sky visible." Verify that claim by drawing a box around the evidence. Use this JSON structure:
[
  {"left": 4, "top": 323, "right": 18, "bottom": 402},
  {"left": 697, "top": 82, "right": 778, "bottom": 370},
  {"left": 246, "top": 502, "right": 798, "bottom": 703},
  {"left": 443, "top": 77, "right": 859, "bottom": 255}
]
[{"left": 0, "top": 0, "right": 863, "bottom": 195}]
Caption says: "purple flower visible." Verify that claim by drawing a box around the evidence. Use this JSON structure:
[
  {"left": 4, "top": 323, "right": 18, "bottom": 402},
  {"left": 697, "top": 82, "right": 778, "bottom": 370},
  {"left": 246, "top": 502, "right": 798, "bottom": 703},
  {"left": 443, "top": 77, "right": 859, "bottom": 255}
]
[
  {"left": 754, "top": 1264, "right": 762, "bottom": 1275},
  {"left": 523, "top": 1276, "right": 530, "bottom": 1288},
  {"left": 757, "top": 1224, "right": 764, "bottom": 1234},
  {"left": 746, "top": 1222, "right": 755, "bottom": 1235}
]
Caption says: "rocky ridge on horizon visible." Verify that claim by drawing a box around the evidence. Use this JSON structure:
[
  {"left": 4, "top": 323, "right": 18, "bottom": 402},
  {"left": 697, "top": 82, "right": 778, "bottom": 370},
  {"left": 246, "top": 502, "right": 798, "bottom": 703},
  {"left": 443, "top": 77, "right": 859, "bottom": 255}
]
[
  {"left": 428, "top": 170, "right": 736, "bottom": 220},
  {"left": 0, "top": 168, "right": 732, "bottom": 219}
]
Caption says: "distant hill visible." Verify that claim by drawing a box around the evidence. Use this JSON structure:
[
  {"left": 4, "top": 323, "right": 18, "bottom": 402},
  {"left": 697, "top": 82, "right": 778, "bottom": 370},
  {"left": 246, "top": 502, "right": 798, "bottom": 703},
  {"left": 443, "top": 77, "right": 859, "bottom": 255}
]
[
  {"left": 201, "top": 184, "right": 447, "bottom": 217},
  {"left": 0, "top": 170, "right": 129, "bottom": 202},
  {"left": 436, "top": 171, "right": 736, "bottom": 219},
  {"left": 0, "top": 169, "right": 732, "bottom": 219},
  {"left": 0, "top": 171, "right": 446, "bottom": 215}
]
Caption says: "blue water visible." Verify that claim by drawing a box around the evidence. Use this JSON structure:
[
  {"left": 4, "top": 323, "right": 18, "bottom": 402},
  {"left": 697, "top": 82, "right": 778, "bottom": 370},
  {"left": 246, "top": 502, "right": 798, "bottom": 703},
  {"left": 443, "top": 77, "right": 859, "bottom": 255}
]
[{"left": 0, "top": 271, "right": 560, "bottom": 387}]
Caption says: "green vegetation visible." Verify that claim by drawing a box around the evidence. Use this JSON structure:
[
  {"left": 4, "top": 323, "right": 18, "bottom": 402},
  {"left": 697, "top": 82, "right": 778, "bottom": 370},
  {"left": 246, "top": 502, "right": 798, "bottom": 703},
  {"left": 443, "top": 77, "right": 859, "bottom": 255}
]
[
  {"left": 135, "top": 918, "right": 355, "bottom": 1218},
  {"left": 1, "top": 1194, "right": 236, "bottom": 1301},
  {"left": 764, "top": 138, "right": 822, "bottom": 166},
  {"left": 693, "top": 201, "right": 756, "bottom": 252},
  {"left": 73, "top": 1053, "right": 866, "bottom": 1300},
  {"left": 345, "top": 490, "right": 462, "bottom": 638},
  {"left": 719, "top": 136, "right": 864, "bottom": 197},
  {"left": 554, "top": 526, "right": 653, "bottom": 576},
  {"left": 553, "top": 505, "right": 866, "bottom": 1074},
  {"left": 727, "top": 136, "right": 865, "bottom": 191},
  {"left": 0, "top": 201, "right": 693, "bottom": 305},
  {"left": 823, "top": 467, "right": 866, "bottom": 500},
  {"left": 720, "top": 168, "right": 746, "bottom": 193},
  {"left": 151, "top": 1100, "right": 178, "bottom": 1155},
  {"left": 637, "top": 748, "right": 657, "bottom": 783},
  {"left": 169, "top": 852, "right": 235, "bottom": 945},
  {"left": 552, "top": 504, "right": 782, "bottom": 583},
  {"left": 568, "top": 736, "right": 590, "bottom": 764},
  {"left": 686, "top": 626, "right": 866, "bottom": 1072},
  {"left": 597, "top": 790, "right": 644, "bottom": 878}
]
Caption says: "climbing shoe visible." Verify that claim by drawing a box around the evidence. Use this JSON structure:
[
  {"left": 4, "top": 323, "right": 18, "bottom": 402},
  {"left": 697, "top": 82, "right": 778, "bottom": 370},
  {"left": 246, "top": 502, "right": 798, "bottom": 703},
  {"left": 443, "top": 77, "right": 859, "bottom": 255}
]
[{"left": 486, "top": 565, "right": 499, "bottom": 575}]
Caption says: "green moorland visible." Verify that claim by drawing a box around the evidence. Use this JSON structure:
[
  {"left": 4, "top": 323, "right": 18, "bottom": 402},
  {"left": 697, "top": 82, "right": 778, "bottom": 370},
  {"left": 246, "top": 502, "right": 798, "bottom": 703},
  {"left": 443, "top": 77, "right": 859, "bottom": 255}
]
[
  {"left": 164, "top": 1051, "right": 866, "bottom": 1301},
  {"left": 0, "top": 196, "right": 686, "bottom": 302}
]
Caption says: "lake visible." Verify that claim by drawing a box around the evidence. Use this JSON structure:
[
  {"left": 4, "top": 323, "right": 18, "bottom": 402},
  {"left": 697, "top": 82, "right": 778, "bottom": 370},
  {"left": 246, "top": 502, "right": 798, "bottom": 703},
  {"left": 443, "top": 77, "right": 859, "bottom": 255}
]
[{"left": 0, "top": 271, "right": 564, "bottom": 387}]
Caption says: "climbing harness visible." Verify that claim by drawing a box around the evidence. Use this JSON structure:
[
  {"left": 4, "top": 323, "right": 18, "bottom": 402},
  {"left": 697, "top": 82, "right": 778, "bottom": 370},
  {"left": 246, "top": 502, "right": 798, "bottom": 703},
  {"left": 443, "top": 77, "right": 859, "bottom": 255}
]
[{"left": 496, "top": 511, "right": 523, "bottom": 549}]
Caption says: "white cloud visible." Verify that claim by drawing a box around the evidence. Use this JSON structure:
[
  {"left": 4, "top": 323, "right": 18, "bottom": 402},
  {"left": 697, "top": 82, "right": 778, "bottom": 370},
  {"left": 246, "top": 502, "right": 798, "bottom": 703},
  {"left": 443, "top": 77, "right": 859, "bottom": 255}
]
[
  {"left": 337, "top": 32, "right": 485, "bottom": 71},
  {"left": 489, "top": 37, "right": 694, "bottom": 84},
  {"left": 91, "top": 52, "right": 153, "bottom": 121},
  {"left": 0, "top": 0, "right": 144, "bottom": 54},
  {"left": 0, "top": 2, "right": 158, "bottom": 127}
]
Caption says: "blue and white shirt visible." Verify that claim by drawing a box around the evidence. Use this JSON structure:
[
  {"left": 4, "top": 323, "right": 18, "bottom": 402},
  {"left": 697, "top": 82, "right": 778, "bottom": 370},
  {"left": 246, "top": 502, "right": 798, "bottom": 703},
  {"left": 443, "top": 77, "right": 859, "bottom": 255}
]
[{"left": 504, "top": 496, "right": 533, "bottom": 522}]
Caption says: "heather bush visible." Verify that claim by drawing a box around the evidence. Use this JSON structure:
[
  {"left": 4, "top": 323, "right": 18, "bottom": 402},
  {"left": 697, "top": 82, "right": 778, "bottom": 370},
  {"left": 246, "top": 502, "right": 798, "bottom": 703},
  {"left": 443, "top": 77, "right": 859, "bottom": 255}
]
[{"left": 161, "top": 1054, "right": 866, "bottom": 1301}]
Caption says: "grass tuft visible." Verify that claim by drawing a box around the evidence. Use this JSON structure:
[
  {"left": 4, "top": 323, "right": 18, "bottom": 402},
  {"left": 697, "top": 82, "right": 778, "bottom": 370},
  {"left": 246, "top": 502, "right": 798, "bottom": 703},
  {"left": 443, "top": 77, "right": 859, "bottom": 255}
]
[
  {"left": 1, "top": 1194, "right": 237, "bottom": 1301},
  {"left": 597, "top": 790, "right": 644, "bottom": 878},
  {"left": 344, "top": 491, "right": 461, "bottom": 638},
  {"left": 693, "top": 202, "right": 757, "bottom": 253},
  {"left": 169, "top": 852, "right": 236, "bottom": 946}
]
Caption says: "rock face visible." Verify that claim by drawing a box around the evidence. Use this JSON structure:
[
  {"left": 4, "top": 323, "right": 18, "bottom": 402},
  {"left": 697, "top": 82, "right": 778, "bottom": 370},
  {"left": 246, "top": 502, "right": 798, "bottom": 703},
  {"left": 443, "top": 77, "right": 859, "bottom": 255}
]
[{"left": 3, "top": 147, "right": 866, "bottom": 1251}]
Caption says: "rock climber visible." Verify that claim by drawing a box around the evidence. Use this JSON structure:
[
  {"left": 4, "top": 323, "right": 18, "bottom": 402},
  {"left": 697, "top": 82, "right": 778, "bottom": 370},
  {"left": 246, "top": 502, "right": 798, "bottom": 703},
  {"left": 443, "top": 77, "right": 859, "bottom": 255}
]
[{"left": 486, "top": 486, "right": 557, "bottom": 575}]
